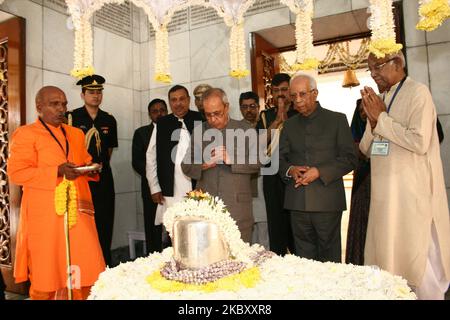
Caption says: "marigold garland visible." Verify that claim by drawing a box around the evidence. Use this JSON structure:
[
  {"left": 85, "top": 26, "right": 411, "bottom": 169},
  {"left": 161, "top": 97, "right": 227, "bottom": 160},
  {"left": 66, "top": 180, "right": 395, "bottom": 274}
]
[
  {"left": 146, "top": 267, "right": 260, "bottom": 293},
  {"left": 416, "top": 0, "right": 450, "bottom": 31},
  {"left": 55, "top": 178, "right": 77, "bottom": 228}
]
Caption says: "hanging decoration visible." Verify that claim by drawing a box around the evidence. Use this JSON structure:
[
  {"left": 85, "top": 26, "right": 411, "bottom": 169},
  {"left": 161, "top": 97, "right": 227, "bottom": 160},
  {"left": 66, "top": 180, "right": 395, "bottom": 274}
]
[
  {"left": 281, "top": 0, "right": 319, "bottom": 71},
  {"left": 136, "top": 0, "right": 193, "bottom": 83},
  {"left": 368, "top": 0, "right": 403, "bottom": 58},
  {"left": 203, "top": 0, "right": 255, "bottom": 78},
  {"left": 66, "top": 0, "right": 107, "bottom": 79},
  {"left": 62, "top": 0, "right": 442, "bottom": 82},
  {"left": 416, "top": 0, "right": 450, "bottom": 31}
]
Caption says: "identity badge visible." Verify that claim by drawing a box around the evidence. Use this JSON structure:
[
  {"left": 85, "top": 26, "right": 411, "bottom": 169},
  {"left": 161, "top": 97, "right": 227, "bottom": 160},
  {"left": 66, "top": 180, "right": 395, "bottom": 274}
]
[{"left": 371, "top": 141, "right": 389, "bottom": 156}]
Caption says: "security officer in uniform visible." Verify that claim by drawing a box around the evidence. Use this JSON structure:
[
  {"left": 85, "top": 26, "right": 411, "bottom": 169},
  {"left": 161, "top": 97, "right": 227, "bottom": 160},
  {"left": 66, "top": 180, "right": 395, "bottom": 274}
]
[
  {"left": 66, "top": 74, "right": 118, "bottom": 266},
  {"left": 256, "top": 73, "right": 297, "bottom": 255}
]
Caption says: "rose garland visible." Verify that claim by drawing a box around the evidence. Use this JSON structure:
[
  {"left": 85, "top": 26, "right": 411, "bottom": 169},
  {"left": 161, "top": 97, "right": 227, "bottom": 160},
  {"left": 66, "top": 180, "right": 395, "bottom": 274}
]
[
  {"left": 281, "top": 0, "right": 319, "bottom": 70},
  {"left": 368, "top": 0, "right": 403, "bottom": 58},
  {"left": 55, "top": 178, "right": 77, "bottom": 228},
  {"left": 416, "top": 0, "right": 450, "bottom": 31}
]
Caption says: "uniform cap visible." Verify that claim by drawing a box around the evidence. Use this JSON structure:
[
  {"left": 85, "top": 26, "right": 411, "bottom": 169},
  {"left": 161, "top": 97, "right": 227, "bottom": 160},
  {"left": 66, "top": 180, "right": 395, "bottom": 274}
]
[{"left": 76, "top": 74, "right": 105, "bottom": 90}]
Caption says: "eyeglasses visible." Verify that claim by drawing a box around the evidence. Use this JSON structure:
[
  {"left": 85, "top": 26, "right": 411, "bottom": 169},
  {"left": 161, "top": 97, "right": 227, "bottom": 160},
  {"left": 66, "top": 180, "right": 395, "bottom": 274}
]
[
  {"left": 290, "top": 89, "right": 315, "bottom": 99},
  {"left": 240, "top": 103, "right": 259, "bottom": 110},
  {"left": 367, "top": 58, "right": 396, "bottom": 73},
  {"left": 204, "top": 110, "right": 225, "bottom": 120},
  {"left": 272, "top": 87, "right": 289, "bottom": 94}
]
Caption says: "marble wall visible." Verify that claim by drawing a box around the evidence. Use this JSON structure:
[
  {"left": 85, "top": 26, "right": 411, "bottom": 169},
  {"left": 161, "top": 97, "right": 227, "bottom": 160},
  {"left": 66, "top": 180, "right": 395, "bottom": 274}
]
[
  {"left": 0, "top": 0, "right": 141, "bottom": 250},
  {"left": 2, "top": 0, "right": 449, "bottom": 250}
]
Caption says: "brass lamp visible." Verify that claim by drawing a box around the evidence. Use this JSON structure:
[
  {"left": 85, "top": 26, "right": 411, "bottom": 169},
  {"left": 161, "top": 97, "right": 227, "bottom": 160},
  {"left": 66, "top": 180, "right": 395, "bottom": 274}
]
[{"left": 342, "top": 68, "right": 360, "bottom": 88}]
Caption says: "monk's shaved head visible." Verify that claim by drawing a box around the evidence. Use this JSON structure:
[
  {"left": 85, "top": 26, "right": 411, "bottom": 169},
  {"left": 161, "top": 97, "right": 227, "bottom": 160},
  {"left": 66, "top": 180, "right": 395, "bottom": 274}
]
[
  {"left": 35, "top": 86, "right": 64, "bottom": 105},
  {"left": 35, "top": 86, "right": 68, "bottom": 127}
]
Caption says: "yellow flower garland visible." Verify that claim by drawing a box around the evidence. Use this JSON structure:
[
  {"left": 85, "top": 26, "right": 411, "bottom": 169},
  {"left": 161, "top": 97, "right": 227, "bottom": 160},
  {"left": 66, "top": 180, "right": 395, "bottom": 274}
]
[
  {"left": 55, "top": 178, "right": 78, "bottom": 228},
  {"left": 292, "top": 58, "right": 320, "bottom": 71},
  {"left": 146, "top": 267, "right": 261, "bottom": 293},
  {"left": 70, "top": 65, "right": 95, "bottom": 80},
  {"left": 416, "top": 0, "right": 450, "bottom": 31},
  {"left": 369, "top": 38, "right": 403, "bottom": 58},
  {"left": 368, "top": 0, "right": 403, "bottom": 58}
]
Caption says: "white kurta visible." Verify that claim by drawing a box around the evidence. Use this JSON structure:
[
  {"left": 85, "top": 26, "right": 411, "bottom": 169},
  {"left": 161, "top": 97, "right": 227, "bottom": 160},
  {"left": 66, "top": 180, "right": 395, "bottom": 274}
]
[
  {"left": 146, "top": 120, "right": 192, "bottom": 225},
  {"left": 360, "top": 77, "right": 450, "bottom": 287}
]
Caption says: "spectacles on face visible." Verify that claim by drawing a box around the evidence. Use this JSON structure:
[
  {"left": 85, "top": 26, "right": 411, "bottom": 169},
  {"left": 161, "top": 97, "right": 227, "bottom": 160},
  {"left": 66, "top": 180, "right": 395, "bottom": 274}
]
[
  {"left": 290, "top": 89, "right": 315, "bottom": 100},
  {"left": 240, "top": 103, "right": 259, "bottom": 111},
  {"left": 367, "top": 58, "right": 396, "bottom": 73},
  {"left": 272, "top": 87, "right": 289, "bottom": 94},
  {"left": 205, "top": 110, "right": 225, "bottom": 120}
]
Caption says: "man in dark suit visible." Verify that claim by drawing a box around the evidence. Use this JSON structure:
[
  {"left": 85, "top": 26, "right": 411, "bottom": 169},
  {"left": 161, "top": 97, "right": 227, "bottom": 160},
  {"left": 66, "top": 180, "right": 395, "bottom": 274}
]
[
  {"left": 279, "top": 73, "right": 357, "bottom": 263},
  {"left": 257, "top": 73, "right": 297, "bottom": 255},
  {"left": 132, "top": 99, "right": 167, "bottom": 253},
  {"left": 146, "top": 85, "right": 203, "bottom": 245}
]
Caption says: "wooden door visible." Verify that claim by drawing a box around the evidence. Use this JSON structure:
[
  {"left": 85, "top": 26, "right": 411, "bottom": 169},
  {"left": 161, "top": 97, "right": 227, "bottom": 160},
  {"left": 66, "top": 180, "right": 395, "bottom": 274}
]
[
  {"left": 0, "top": 15, "right": 27, "bottom": 295},
  {"left": 249, "top": 32, "right": 280, "bottom": 110}
]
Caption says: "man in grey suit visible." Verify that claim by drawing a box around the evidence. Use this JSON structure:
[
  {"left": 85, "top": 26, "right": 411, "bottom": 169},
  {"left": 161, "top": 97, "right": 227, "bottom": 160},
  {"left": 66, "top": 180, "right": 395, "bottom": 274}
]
[
  {"left": 182, "top": 88, "right": 260, "bottom": 242},
  {"left": 279, "top": 73, "right": 357, "bottom": 263}
]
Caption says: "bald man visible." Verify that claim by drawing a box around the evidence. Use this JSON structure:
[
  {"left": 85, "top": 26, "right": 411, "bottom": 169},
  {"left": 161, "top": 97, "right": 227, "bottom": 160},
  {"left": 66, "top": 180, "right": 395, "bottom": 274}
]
[{"left": 7, "top": 86, "right": 105, "bottom": 299}]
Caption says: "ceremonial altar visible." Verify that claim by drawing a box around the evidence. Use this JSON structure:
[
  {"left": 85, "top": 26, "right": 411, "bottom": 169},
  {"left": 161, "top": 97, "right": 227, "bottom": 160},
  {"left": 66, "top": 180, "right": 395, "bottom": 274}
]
[{"left": 89, "top": 191, "right": 415, "bottom": 300}]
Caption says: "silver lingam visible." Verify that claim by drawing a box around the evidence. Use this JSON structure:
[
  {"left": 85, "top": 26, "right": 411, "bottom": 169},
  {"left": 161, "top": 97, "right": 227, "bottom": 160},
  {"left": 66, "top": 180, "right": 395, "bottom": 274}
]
[{"left": 172, "top": 217, "right": 230, "bottom": 270}]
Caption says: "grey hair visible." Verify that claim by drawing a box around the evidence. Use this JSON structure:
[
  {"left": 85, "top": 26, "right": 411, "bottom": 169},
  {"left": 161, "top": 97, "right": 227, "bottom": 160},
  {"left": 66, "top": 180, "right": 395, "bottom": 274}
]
[
  {"left": 290, "top": 72, "right": 317, "bottom": 90},
  {"left": 389, "top": 50, "right": 406, "bottom": 68},
  {"left": 202, "top": 87, "right": 229, "bottom": 105}
]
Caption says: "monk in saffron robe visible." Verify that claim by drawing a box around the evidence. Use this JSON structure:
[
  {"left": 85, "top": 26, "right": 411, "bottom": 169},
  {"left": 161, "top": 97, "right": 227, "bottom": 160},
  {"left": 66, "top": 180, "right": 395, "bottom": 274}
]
[{"left": 7, "top": 86, "right": 105, "bottom": 300}]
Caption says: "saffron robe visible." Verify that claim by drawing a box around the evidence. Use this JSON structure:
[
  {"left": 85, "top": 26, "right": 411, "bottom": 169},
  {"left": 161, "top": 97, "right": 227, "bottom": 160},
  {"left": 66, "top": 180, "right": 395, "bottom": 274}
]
[
  {"left": 7, "top": 119, "right": 105, "bottom": 292},
  {"left": 360, "top": 77, "right": 450, "bottom": 286}
]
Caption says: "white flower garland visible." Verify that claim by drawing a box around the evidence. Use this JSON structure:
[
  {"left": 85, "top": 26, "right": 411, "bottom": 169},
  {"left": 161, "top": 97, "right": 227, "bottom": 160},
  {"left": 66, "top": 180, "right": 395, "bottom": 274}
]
[
  {"left": 281, "top": 0, "right": 319, "bottom": 70},
  {"left": 89, "top": 249, "right": 416, "bottom": 300},
  {"left": 368, "top": 0, "right": 403, "bottom": 58},
  {"left": 416, "top": 0, "right": 450, "bottom": 31},
  {"left": 154, "top": 26, "right": 171, "bottom": 83},
  {"left": 163, "top": 192, "right": 260, "bottom": 266},
  {"left": 204, "top": 0, "right": 255, "bottom": 78}
]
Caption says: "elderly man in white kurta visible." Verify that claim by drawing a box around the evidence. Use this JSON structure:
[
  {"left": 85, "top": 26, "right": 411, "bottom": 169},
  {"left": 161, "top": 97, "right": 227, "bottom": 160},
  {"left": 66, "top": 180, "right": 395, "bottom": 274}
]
[{"left": 359, "top": 51, "right": 450, "bottom": 299}]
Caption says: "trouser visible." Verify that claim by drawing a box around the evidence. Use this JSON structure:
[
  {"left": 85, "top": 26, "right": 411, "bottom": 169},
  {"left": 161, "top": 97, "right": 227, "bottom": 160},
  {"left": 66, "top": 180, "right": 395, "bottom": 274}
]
[
  {"left": 29, "top": 286, "right": 92, "bottom": 300},
  {"left": 415, "top": 222, "right": 450, "bottom": 300},
  {"left": 89, "top": 167, "right": 115, "bottom": 266},
  {"left": 252, "top": 221, "right": 270, "bottom": 250},
  {"left": 142, "top": 183, "right": 162, "bottom": 253},
  {"left": 263, "top": 174, "right": 295, "bottom": 255},
  {"left": 290, "top": 210, "right": 342, "bottom": 263}
]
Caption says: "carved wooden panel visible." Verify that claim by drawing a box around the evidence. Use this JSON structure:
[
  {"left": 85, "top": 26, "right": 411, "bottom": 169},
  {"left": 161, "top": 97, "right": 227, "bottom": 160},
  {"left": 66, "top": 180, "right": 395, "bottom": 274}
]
[
  {"left": 0, "top": 39, "right": 10, "bottom": 268},
  {"left": 0, "top": 16, "right": 26, "bottom": 294}
]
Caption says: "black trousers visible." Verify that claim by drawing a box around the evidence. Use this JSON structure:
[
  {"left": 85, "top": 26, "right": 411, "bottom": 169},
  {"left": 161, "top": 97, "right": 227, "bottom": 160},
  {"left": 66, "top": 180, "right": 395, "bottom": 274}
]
[
  {"left": 263, "top": 174, "right": 296, "bottom": 255},
  {"left": 89, "top": 167, "right": 115, "bottom": 266},
  {"left": 290, "top": 210, "right": 342, "bottom": 263},
  {"left": 141, "top": 183, "right": 162, "bottom": 253}
]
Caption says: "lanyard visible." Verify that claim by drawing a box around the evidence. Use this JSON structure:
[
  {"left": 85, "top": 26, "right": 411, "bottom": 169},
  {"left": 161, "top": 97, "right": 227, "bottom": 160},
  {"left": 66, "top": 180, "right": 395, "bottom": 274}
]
[
  {"left": 39, "top": 118, "right": 69, "bottom": 159},
  {"left": 384, "top": 77, "right": 406, "bottom": 114}
]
